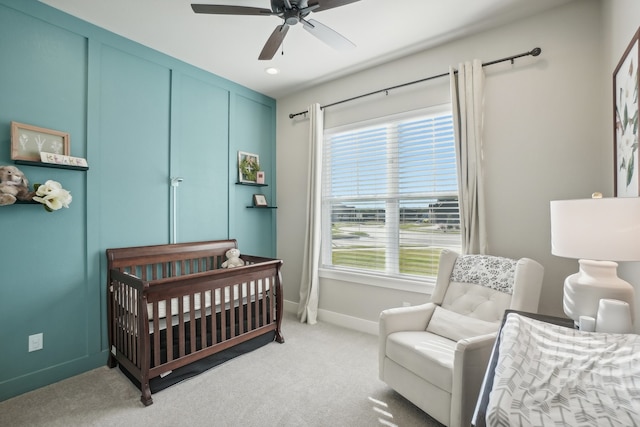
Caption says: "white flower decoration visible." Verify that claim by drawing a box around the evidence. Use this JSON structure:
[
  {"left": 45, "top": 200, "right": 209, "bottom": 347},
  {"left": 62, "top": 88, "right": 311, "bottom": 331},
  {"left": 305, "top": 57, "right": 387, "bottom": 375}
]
[{"left": 32, "top": 180, "right": 72, "bottom": 212}]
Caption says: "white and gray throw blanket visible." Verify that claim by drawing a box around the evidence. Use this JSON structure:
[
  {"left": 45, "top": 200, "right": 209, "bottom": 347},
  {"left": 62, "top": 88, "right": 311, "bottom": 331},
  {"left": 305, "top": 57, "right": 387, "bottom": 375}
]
[{"left": 486, "top": 313, "right": 640, "bottom": 426}]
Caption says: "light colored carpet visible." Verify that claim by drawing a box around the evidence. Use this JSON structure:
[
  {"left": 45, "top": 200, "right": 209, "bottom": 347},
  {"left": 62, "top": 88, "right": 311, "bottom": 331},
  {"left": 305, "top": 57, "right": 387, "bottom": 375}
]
[{"left": 0, "top": 312, "right": 443, "bottom": 427}]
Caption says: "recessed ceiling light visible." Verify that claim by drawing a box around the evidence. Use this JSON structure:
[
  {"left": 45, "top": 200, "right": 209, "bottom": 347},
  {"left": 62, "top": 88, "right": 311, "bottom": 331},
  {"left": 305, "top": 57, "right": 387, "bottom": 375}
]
[{"left": 265, "top": 67, "right": 280, "bottom": 75}]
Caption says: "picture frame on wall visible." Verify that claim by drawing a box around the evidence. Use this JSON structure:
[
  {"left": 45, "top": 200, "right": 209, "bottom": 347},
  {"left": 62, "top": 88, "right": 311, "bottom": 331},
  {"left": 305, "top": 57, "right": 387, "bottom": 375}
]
[
  {"left": 253, "top": 194, "right": 268, "bottom": 207},
  {"left": 11, "top": 121, "right": 70, "bottom": 162},
  {"left": 238, "top": 151, "right": 260, "bottom": 183},
  {"left": 613, "top": 27, "right": 640, "bottom": 197}
]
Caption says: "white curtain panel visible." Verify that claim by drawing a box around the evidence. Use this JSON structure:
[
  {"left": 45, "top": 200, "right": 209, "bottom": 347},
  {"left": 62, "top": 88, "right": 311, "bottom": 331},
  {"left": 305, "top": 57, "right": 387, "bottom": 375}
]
[
  {"left": 450, "top": 60, "right": 488, "bottom": 254},
  {"left": 297, "top": 103, "right": 324, "bottom": 324}
]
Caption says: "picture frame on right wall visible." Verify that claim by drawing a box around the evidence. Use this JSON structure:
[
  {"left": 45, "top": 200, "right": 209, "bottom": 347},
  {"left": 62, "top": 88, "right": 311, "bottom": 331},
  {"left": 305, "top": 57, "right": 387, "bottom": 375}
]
[{"left": 613, "top": 26, "right": 640, "bottom": 197}]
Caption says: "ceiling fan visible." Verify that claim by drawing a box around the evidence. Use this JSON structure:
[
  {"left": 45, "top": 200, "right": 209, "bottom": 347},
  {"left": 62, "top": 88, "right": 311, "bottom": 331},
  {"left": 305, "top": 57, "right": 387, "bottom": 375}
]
[{"left": 191, "top": 0, "right": 360, "bottom": 60}]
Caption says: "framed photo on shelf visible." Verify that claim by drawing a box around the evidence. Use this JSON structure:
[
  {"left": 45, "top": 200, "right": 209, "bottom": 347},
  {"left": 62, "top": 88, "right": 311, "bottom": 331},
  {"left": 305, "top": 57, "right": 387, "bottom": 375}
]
[
  {"left": 11, "top": 121, "right": 70, "bottom": 162},
  {"left": 253, "top": 194, "right": 268, "bottom": 207},
  {"left": 613, "top": 27, "right": 640, "bottom": 197},
  {"left": 238, "top": 151, "right": 260, "bottom": 183}
]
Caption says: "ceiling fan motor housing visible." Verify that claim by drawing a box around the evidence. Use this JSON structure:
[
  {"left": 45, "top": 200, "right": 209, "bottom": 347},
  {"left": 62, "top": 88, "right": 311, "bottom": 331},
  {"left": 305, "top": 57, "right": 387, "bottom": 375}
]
[{"left": 272, "top": 0, "right": 310, "bottom": 14}]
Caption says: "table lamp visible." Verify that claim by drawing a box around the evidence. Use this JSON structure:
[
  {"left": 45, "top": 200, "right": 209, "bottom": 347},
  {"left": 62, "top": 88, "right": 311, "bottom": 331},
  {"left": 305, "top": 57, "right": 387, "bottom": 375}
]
[{"left": 550, "top": 196, "right": 640, "bottom": 327}]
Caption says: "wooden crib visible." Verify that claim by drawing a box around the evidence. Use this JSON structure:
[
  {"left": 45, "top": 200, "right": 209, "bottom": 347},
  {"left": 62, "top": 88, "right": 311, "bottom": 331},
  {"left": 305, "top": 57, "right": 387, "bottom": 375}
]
[{"left": 106, "top": 239, "right": 283, "bottom": 406}]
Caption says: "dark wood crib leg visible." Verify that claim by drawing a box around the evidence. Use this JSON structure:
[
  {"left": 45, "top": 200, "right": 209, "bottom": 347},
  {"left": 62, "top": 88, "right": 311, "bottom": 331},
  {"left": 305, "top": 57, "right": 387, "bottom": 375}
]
[
  {"left": 140, "top": 382, "right": 153, "bottom": 406},
  {"left": 275, "top": 273, "right": 285, "bottom": 344},
  {"left": 107, "top": 350, "right": 118, "bottom": 368}
]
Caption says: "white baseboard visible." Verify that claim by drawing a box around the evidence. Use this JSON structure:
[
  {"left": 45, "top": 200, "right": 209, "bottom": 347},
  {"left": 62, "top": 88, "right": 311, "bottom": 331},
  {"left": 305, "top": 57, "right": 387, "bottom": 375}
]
[
  {"left": 283, "top": 299, "right": 298, "bottom": 314},
  {"left": 283, "top": 299, "right": 378, "bottom": 336},
  {"left": 318, "top": 309, "right": 378, "bottom": 335}
]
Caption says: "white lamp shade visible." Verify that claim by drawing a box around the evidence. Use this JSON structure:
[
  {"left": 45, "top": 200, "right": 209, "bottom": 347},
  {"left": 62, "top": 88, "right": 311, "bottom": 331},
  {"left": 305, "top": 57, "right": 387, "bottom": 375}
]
[{"left": 550, "top": 197, "right": 640, "bottom": 261}]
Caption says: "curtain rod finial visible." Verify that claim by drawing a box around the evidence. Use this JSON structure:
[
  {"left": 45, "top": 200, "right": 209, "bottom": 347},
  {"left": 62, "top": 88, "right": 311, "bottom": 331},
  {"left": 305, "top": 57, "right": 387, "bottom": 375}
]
[{"left": 530, "top": 47, "right": 542, "bottom": 57}]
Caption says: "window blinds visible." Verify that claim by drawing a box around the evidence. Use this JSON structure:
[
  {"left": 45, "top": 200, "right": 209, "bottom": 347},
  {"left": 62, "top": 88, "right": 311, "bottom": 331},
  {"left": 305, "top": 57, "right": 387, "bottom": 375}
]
[{"left": 322, "top": 107, "right": 460, "bottom": 279}]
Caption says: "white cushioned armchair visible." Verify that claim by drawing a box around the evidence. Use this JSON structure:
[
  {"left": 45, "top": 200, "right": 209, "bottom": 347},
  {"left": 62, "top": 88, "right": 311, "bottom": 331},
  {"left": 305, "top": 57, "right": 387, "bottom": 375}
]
[{"left": 379, "top": 250, "right": 544, "bottom": 427}]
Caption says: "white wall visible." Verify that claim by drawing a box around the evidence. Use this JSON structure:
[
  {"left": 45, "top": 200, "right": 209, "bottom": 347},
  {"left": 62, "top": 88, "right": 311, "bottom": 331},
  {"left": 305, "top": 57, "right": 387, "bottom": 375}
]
[
  {"left": 603, "top": 0, "right": 640, "bottom": 332},
  {"left": 276, "top": 0, "right": 612, "bottom": 330}
]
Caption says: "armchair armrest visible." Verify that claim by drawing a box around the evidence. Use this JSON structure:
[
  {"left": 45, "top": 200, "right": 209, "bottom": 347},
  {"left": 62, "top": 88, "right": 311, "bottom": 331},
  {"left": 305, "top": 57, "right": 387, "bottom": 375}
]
[
  {"left": 379, "top": 302, "right": 437, "bottom": 337},
  {"left": 450, "top": 332, "right": 498, "bottom": 427},
  {"left": 379, "top": 302, "right": 437, "bottom": 379}
]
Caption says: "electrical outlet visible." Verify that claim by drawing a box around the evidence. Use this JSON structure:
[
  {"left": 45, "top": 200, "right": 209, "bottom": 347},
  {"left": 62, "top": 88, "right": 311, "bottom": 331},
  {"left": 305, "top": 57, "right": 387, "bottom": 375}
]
[{"left": 28, "top": 333, "right": 43, "bottom": 352}]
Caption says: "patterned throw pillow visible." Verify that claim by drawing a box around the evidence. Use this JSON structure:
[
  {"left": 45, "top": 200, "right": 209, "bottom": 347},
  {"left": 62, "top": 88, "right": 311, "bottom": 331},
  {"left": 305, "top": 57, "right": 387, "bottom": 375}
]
[{"left": 450, "top": 255, "right": 517, "bottom": 294}]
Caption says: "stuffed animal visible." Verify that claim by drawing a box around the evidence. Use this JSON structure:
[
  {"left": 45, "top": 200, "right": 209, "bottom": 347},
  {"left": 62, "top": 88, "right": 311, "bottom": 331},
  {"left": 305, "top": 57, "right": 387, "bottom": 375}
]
[
  {"left": 221, "top": 248, "right": 245, "bottom": 268},
  {"left": 0, "top": 165, "right": 33, "bottom": 206}
]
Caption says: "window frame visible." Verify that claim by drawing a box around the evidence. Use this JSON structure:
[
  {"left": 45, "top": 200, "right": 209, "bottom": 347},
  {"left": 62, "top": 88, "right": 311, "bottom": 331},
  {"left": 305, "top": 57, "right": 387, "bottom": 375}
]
[{"left": 320, "top": 104, "right": 460, "bottom": 291}]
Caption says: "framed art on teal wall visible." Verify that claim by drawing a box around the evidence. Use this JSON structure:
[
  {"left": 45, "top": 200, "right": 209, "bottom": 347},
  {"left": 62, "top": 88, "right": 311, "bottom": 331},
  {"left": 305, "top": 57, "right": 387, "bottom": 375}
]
[
  {"left": 238, "top": 151, "right": 260, "bottom": 183},
  {"left": 253, "top": 194, "right": 268, "bottom": 207},
  {"left": 11, "top": 121, "right": 70, "bottom": 162}
]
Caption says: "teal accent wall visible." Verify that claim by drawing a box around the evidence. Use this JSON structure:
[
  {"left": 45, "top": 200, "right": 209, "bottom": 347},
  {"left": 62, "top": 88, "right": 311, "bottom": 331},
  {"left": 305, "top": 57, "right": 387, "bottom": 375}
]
[{"left": 0, "top": 0, "right": 276, "bottom": 401}]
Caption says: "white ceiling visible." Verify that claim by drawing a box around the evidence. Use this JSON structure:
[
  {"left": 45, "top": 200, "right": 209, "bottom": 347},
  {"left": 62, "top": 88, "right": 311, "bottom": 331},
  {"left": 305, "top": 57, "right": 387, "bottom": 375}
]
[{"left": 39, "top": 0, "right": 573, "bottom": 99}]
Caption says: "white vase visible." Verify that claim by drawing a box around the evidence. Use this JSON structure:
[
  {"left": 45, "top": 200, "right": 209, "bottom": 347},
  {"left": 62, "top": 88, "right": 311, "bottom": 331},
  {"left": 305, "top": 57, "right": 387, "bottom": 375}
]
[{"left": 595, "top": 299, "right": 633, "bottom": 333}]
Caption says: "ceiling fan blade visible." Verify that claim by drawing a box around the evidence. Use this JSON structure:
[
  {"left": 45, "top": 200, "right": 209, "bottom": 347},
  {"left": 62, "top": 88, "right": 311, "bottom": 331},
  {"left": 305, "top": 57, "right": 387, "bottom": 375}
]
[
  {"left": 302, "top": 19, "right": 355, "bottom": 50},
  {"left": 191, "top": 4, "right": 272, "bottom": 16},
  {"left": 310, "top": 0, "right": 361, "bottom": 12},
  {"left": 259, "top": 25, "right": 290, "bottom": 60}
]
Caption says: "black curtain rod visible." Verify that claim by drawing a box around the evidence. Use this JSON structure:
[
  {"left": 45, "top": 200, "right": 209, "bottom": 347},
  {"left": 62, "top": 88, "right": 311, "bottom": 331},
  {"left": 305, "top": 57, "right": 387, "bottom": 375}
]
[{"left": 288, "top": 47, "right": 542, "bottom": 119}]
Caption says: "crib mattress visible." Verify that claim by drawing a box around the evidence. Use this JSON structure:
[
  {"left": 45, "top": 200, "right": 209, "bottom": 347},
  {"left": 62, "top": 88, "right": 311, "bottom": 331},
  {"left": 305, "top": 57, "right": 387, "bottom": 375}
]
[
  {"left": 114, "top": 277, "right": 271, "bottom": 331},
  {"left": 486, "top": 313, "right": 640, "bottom": 426},
  {"left": 147, "top": 279, "right": 270, "bottom": 320}
]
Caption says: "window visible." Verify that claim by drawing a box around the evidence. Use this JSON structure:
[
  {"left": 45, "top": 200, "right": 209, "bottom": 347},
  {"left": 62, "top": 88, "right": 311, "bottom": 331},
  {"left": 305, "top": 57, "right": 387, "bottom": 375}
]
[{"left": 321, "top": 106, "right": 461, "bottom": 284}]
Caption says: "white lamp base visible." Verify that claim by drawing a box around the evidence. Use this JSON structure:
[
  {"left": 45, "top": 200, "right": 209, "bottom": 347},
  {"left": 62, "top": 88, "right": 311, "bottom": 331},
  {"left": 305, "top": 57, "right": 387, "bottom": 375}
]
[{"left": 563, "top": 259, "right": 635, "bottom": 325}]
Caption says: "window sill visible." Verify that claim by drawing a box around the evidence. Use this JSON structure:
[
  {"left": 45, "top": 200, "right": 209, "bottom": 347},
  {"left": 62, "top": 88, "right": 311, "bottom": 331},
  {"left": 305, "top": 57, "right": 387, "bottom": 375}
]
[{"left": 318, "top": 267, "right": 435, "bottom": 295}]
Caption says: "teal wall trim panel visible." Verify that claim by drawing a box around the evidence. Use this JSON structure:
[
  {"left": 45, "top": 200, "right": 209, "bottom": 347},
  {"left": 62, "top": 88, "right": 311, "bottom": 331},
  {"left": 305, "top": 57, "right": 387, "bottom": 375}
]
[
  {"left": 172, "top": 72, "right": 231, "bottom": 243},
  {"left": 0, "top": 2, "right": 91, "bottom": 396},
  {"left": 97, "top": 45, "right": 172, "bottom": 250},
  {"left": 229, "top": 94, "right": 277, "bottom": 257}
]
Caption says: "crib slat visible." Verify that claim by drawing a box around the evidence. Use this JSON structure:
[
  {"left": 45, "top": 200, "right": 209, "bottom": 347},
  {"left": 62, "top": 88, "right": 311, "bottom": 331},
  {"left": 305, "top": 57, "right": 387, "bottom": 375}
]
[
  {"left": 230, "top": 285, "right": 236, "bottom": 338},
  {"left": 220, "top": 287, "right": 227, "bottom": 342},
  {"left": 178, "top": 297, "right": 185, "bottom": 358},
  {"left": 114, "top": 283, "right": 122, "bottom": 360},
  {"left": 238, "top": 283, "right": 245, "bottom": 335},
  {"left": 153, "top": 304, "right": 160, "bottom": 368},
  {"left": 199, "top": 290, "right": 207, "bottom": 350},
  {"left": 133, "top": 287, "right": 139, "bottom": 366},
  {"left": 253, "top": 280, "right": 260, "bottom": 329},
  {"left": 189, "top": 293, "right": 197, "bottom": 354},
  {"left": 166, "top": 299, "right": 173, "bottom": 363},
  {"left": 125, "top": 286, "right": 133, "bottom": 365},
  {"left": 210, "top": 289, "right": 218, "bottom": 345},
  {"left": 262, "top": 279, "right": 268, "bottom": 327}
]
